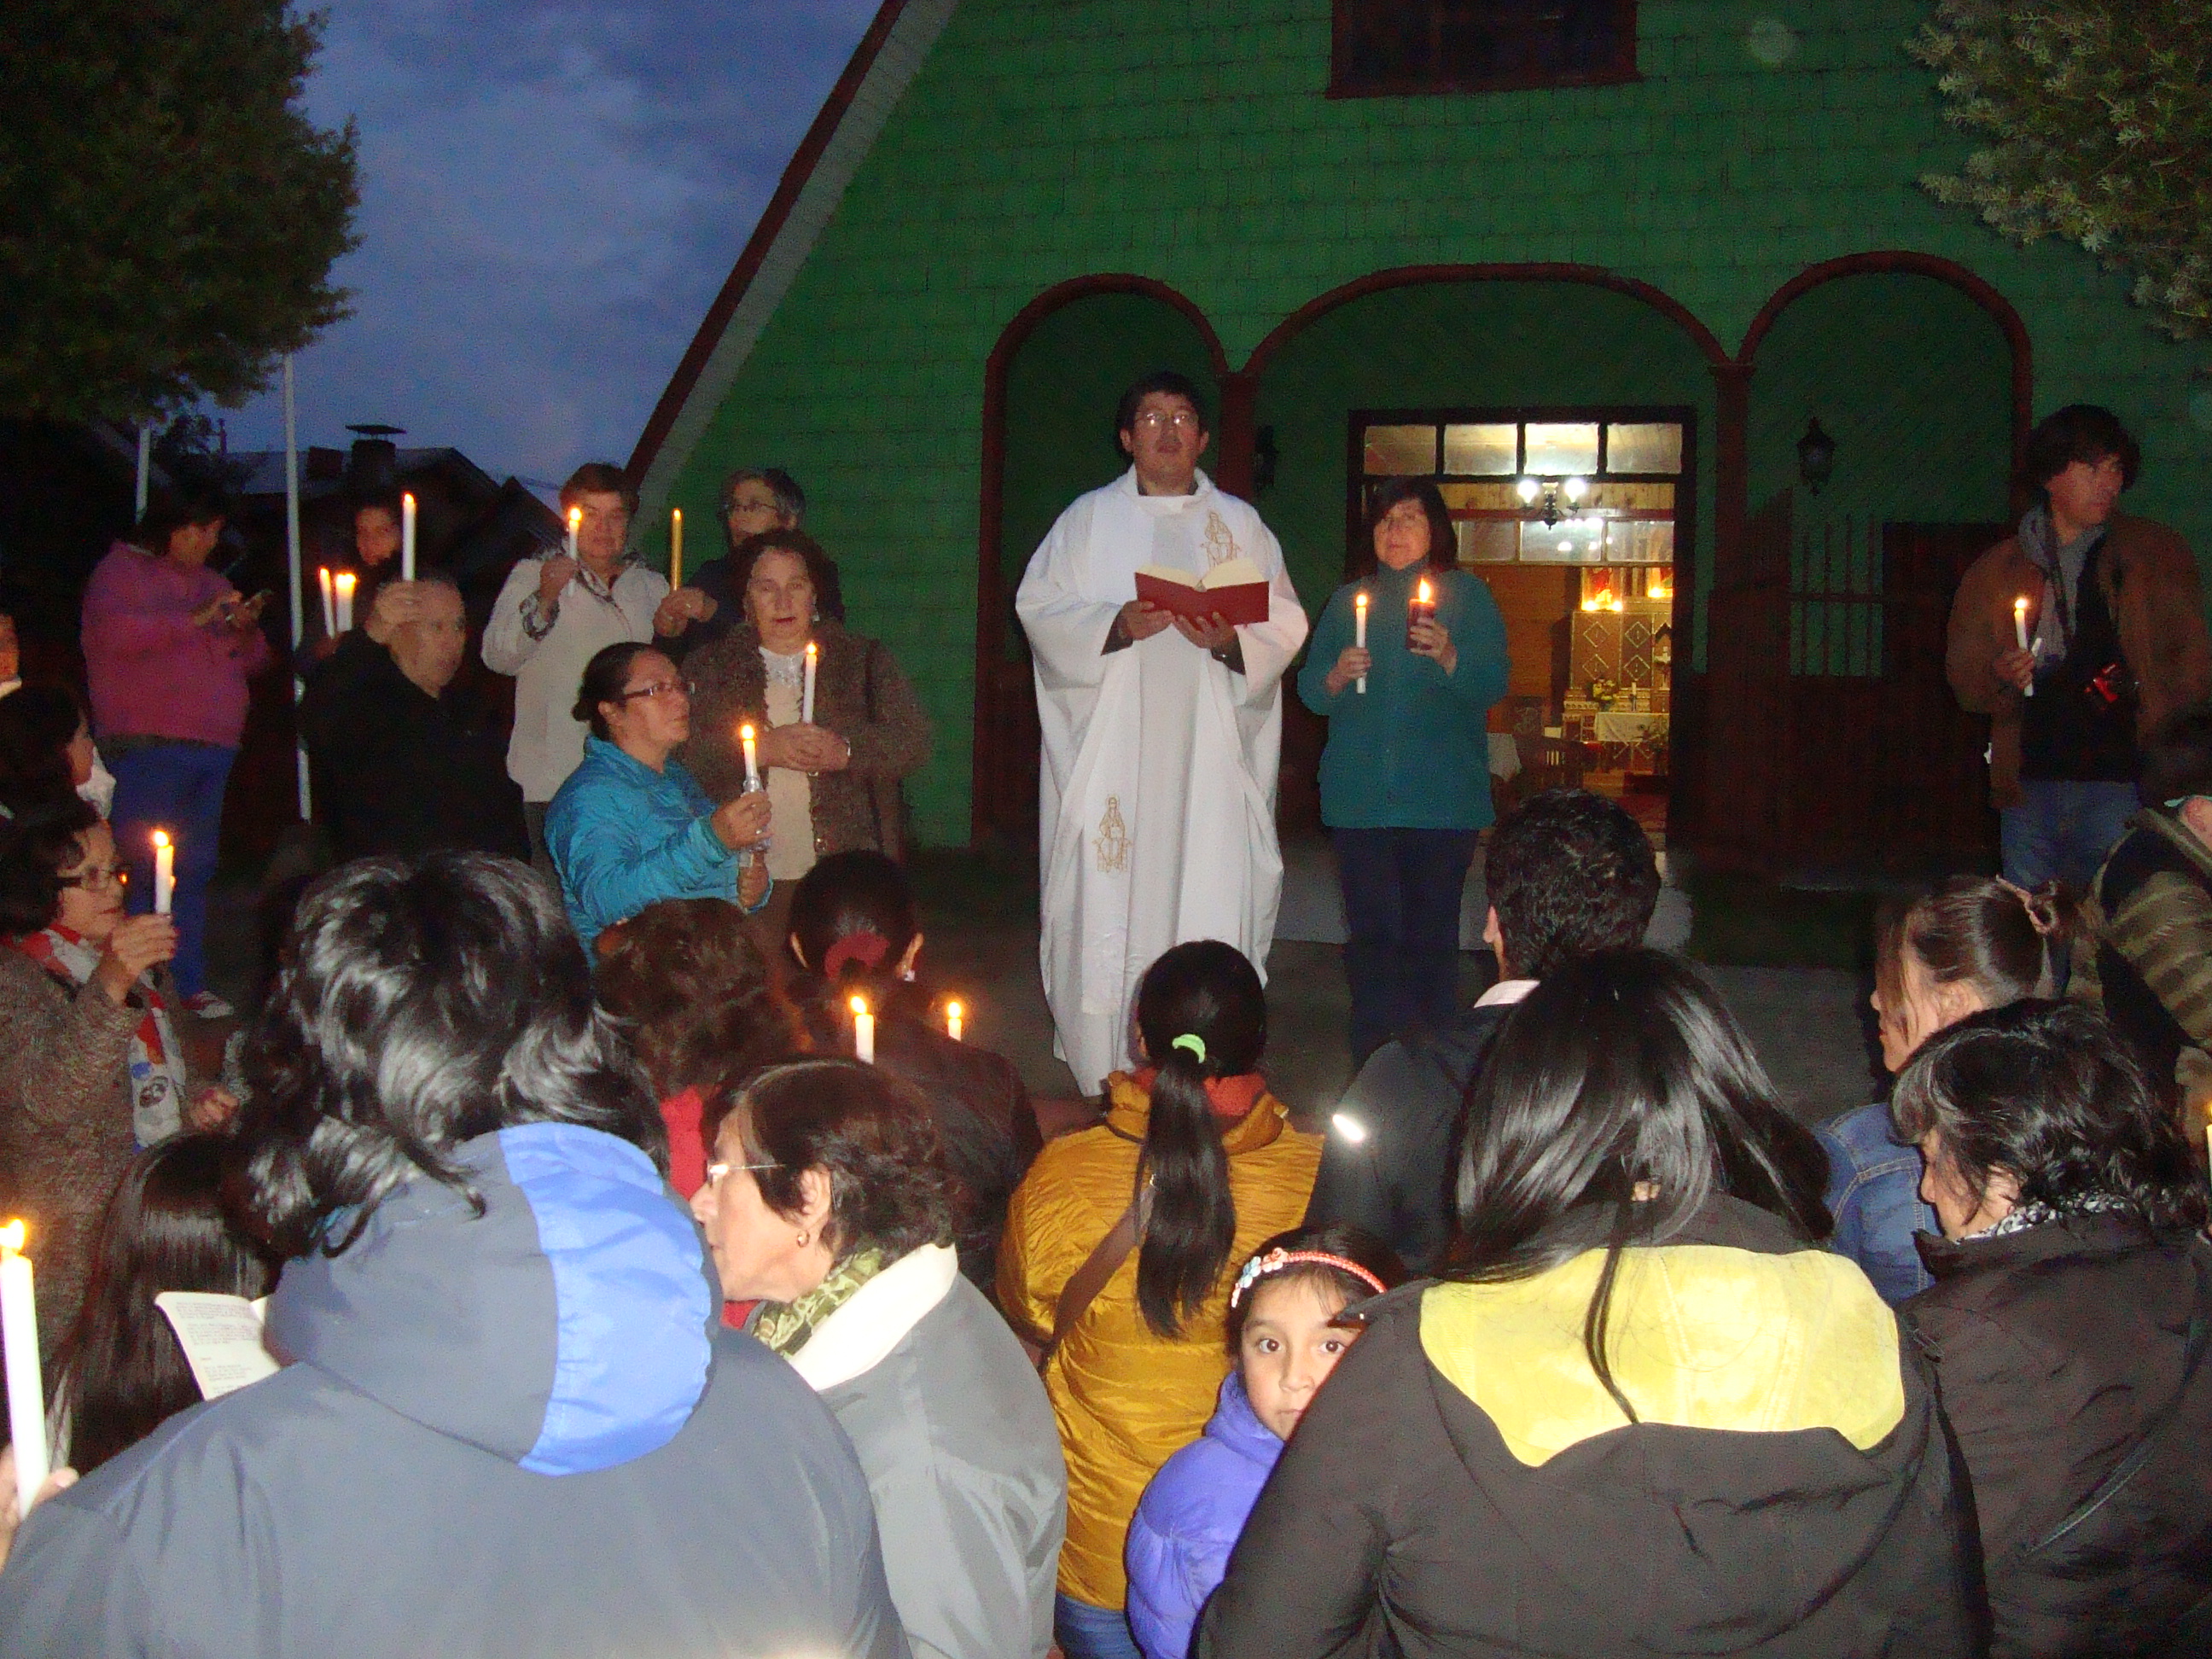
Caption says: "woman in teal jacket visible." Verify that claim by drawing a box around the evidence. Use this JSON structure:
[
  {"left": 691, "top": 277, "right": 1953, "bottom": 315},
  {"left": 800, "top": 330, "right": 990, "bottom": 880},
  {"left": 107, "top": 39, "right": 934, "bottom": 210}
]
[{"left": 1297, "top": 480, "right": 1508, "bottom": 1060}]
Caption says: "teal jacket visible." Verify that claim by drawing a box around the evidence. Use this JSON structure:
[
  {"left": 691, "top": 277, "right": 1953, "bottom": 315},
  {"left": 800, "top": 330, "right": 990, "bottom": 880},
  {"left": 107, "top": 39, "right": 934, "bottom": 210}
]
[
  {"left": 1296, "top": 564, "right": 1510, "bottom": 830},
  {"left": 545, "top": 736, "right": 744, "bottom": 950}
]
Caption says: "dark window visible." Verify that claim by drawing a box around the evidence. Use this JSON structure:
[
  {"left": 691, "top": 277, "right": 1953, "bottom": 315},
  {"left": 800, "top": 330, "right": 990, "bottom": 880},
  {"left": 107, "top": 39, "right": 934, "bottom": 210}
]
[{"left": 1331, "top": 0, "right": 1638, "bottom": 97}]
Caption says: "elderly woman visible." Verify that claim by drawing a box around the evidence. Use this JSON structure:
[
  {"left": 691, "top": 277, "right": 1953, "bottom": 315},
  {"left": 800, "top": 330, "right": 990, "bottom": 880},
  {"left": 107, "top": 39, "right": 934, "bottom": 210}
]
[
  {"left": 544, "top": 642, "right": 771, "bottom": 952},
  {"left": 685, "top": 527, "right": 931, "bottom": 946},
  {"left": 1897, "top": 1000, "right": 2212, "bottom": 1656},
  {"left": 81, "top": 486, "right": 273, "bottom": 1018},
  {"left": 655, "top": 468, "right": 845, "bottom": 658},
  {"left": 693, "top": 1058, "right": 1067, "bottom": 1659},
  {"left": 0, "top": 797, "right": 219, "bottom": 1362}
]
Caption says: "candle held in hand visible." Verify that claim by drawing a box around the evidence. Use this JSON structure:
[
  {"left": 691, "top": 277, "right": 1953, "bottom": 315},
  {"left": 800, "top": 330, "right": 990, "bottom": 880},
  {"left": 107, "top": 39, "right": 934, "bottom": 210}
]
[
  {"left": 2014, "top": 595, "right": 2034, "bottom": 698},
  {"left": 851, "top": 994, "right": 875, "bottom": 1064},
  {"left": 1353, "top": 591, "right": 1369, "bottom": 695},
  {"left": 739, "top": 723, "right": 760, "bottom": 792},
  {"left": 945, "top": 1000, "right": 963, "bottom": 1043},
  {"left": 2, "top": 1220, "right": 49, "bottom": 1522},
  {"left": 566, "top": 507, "right": 581, "bottom": 561},
  {"left": 334, "top": 571, "right": 356, "bottom": 634},
  {"left": 802, "top": 641, "right": 818, "bottom": 725},
  {"left": 317, "top": 567, "right": 335, "bottom": 637},
  {"left": 151, "top": 829, "right": 175, "bottom": 916},
  {"left": 401, "top": 492, "right": 416, "bottom": 582},
  {"left": 670, "top": 509, "right": 684, "bottom": 589},
  {"left": 1407, "top": 577, "right": 1435, "bottom": 649}
]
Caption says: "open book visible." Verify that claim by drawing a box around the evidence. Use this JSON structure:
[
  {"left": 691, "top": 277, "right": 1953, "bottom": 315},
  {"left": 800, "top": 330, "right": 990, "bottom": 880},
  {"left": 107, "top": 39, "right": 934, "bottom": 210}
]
[
  {"left": 1133, "top": 558, "right": 1271, "bottom": 626},
  {"left": 155, "top": 1291, "right": 282, "bottom": 1400}
]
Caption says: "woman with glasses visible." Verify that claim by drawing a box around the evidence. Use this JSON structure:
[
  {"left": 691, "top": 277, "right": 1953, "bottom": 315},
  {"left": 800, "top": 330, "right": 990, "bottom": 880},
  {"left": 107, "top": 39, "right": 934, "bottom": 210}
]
[
  {"left": 0, "top": 797, "right": 230, "bottom": 1367},
  {"left": 692, "top": 1058, "right": 1067, "bottom": 1659},
  {"left": 544, "top": 642, "right": 771, "bottom": 953}
]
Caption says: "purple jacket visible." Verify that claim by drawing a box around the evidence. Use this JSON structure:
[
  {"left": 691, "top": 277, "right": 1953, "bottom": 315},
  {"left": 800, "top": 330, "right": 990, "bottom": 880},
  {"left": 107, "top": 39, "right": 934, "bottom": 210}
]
[
  {"left": 82, "top": 542, "right": 271, "bottom": 746},
  {"left": 1126, "top": 1370, "right": 1282, "bottom": 1659}
]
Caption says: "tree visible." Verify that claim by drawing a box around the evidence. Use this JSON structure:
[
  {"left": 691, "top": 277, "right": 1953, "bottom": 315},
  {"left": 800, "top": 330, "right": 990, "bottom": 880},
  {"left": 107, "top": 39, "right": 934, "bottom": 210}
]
[
  {"left": 0, "top": 0, "right": 359, "bottom": 422},
  {"left": 1912, "top": 1, "right": 2212, "bottom": 340}
]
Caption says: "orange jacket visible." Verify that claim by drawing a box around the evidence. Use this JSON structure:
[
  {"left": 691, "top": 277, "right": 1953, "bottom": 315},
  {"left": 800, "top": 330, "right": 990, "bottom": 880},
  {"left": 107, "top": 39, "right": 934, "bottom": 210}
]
[{"left": 996, "top": 1073, "right": 1321, "bottom": 1610}]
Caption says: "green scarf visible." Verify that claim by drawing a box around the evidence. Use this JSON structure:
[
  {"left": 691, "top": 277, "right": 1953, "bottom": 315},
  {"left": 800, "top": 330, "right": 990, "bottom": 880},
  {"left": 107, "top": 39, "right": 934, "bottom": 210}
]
[{"left": 754, "top": 1247, "right": 889, "bottom": 1356}]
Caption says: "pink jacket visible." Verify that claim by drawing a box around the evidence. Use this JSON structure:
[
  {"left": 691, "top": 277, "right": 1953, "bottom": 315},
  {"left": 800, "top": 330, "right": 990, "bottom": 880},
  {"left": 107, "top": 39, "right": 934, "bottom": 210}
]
[{"left": 82, "top": 542, "right": 273, "bottom": 746}]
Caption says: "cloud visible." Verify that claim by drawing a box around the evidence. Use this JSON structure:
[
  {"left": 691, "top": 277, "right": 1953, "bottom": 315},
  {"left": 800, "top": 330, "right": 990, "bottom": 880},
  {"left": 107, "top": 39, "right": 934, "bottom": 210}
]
[{"left": 217, "top": 0, "right": 880, "bottom": 483}]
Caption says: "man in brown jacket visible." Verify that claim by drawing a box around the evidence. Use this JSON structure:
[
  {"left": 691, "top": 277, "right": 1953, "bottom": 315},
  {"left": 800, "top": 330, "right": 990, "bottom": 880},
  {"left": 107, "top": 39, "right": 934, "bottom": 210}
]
[{"left": 1947, "top": 404, "right": 2212, "bottom": 890}]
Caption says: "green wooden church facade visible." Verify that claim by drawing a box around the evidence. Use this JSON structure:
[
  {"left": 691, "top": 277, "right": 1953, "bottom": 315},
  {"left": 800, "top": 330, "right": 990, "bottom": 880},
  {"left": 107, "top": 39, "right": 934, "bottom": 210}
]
[{"left": 632, "top": 0, "right": 2209, "bottom": 865}]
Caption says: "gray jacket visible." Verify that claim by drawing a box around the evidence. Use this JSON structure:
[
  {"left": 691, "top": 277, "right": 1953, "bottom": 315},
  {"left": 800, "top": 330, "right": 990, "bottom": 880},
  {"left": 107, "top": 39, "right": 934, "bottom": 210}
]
[
  {"left": 789, "top": 1243, "right": 1068, "bottom": 1659},
  {"left": 0, "top": 1124, "right": 908, "bottom": 1659}
]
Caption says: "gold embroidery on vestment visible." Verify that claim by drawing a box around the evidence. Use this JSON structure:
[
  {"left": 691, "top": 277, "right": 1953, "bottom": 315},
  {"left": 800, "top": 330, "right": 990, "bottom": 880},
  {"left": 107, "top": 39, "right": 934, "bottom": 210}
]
[
  {"left": 1096, "top": 796, "right": 1131, "bottom": 873},
  {"left": 1202, "top": 511, "right": 1238, "bottom": 568}
]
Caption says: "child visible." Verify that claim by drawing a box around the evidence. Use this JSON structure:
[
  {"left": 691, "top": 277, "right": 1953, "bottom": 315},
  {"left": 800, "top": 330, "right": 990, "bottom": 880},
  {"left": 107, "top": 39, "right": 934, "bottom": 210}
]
[{"left": 1124, "top": 1222, "right": 1406, "bottom": 1659}]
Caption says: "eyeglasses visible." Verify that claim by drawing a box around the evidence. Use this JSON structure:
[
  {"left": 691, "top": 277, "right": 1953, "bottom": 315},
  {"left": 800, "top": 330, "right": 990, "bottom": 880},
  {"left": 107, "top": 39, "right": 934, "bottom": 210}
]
[
  {"left": 619, "top": 678, "right": 695, "bottom": 702},
  {"left": 702, "top": 1160, "right": 777, "bottom": 1185},
  {"left": 59, "top": 864, "right": 125, "bottom": 889},
  {"left": 1132, "top": 410, "right": 1201, "bottom": 434}
]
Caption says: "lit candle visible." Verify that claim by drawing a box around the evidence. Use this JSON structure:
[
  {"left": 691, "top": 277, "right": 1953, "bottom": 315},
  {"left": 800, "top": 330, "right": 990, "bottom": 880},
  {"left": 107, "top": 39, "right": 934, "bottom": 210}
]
[
  {"left": 851, "top": 994, "right": 875, "bottom": 1064},
  {"left": 317, "top": 567, "right": 335, "bottom": 637},
  {"left": 2015, "top": 595, "right": 2034, "bottom": 698},
  {"left": 945, "top": 999, "right": 963, "bottom": 1043},
  {"left": 670, "top": 509, "right": 684, "bottom": 589},
  {"left": 1353, "top": 591, "right": 1369, "bottom": 695},
  {"left": 334, "top": 571, "right": 356, "bottom": 634},
  {"left": 1407, "top": 577, "right": 1435, "bottom": 648},
  {"left": 802, "top": 641, "right": 818, "bottom": 725},
  {"left": 151, "top": 829, "right": 174, "bottom": 916},
  {"left": 566, "top": 506, "right": 581, "bottom": 561},
  {"left": 739, "top": 723, "right": 760, "bottom": 792},
  {"left": 2, "top": 1220, "right": 49, "bottom": 1523},
  {"left": 400, "top": 492, "right": 416, "bottom": 582}
]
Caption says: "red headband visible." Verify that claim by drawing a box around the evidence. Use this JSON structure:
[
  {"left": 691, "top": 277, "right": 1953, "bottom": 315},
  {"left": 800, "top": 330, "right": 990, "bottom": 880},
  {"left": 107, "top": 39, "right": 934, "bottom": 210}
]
[
  {"left": 1230, "top": 1248, "right": 1388, "bottom": 1309},
  {"left": 823, "top": 930, "right": 891, "bottom": 981}
]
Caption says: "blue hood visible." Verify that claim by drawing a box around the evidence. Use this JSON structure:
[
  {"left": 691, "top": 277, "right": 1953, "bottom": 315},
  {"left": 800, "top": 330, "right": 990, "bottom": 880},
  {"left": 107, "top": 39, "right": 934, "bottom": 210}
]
[
  {"left": 268, "top": 1123, "right": 714, "bottom": 1476},
  {"left": 1202, "top": 1369, "right": 1285, "bottom": 1467}
]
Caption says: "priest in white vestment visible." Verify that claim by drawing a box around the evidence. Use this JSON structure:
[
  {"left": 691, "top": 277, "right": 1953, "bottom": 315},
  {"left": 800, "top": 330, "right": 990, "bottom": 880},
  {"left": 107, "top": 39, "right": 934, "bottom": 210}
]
[{"left": 1016, "top": 372, "right": 1309, "bottom": 1093}]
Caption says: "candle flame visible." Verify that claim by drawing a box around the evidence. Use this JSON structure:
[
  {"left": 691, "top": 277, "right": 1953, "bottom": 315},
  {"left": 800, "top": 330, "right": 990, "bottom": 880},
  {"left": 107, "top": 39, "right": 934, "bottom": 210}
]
[
  {"left": 806, "top": 641, "right": 818, "bottom": 659},
  {"left": 1417, "top": 579, "right": 1432, "bottom": 602},
  {"left": 740, "top": 722, "right": 755, "bottom": 741},
  {"left": 2015, "top": 595, "right": 2029, "bottom": 614},
  {"left": 402, "top": 492, "right": 415, "bottom": 509},
  {"left": 850, "top": 994, "right": 870, "bottom": 1017},
  {"left": 946, "top": 1000, "right": 963, "bottom": 1021},
  {"left": 671, "top": 508, "right": 682, "bottom": 525},
  {"left": 151, "top": 829, "right": 171, "bottom": 851},
  {"left": 568, "top": 507, "right": 582, "bottom": 529},
  {"left": 0, "top": 1220, "right": 22, "bottom": 1252},
  {"left": 1354, "top": 591, "right": 1367, "bottom": 608},
  {"left": 335, "top": 572, "right": 356, "bottom": 595}
]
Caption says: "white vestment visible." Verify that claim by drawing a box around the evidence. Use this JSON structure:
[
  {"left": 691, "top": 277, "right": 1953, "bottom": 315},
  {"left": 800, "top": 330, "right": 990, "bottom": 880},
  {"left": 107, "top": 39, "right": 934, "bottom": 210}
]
[{"left": 1016, "top": 468, "right": 1309, "bottom": 1092}]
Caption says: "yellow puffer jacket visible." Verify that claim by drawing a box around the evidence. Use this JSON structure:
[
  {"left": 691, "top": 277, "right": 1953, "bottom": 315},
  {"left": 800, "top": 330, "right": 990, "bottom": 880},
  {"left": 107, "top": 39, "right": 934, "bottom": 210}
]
[{"left": 996, "top": 1073, "right": 1321, "bottom": 1610}]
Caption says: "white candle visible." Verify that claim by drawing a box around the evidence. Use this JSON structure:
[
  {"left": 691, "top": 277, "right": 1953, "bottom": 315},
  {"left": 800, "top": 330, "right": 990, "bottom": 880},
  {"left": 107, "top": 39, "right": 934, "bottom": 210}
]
[
  {"left": 2, "top": 1220, "right": 49, "bottom": 1522},
  {"left": 945, "top": 1000, "right": 963, "bottom": 1043},
  {"left": 851, "top": 995, "right": 875, "bottom": 1064},
  {"left": 739, "top": 723, "right": 760, "bottom": 792},
  {"left": 334, "top": 571, "right": 356, "bottom": 634},
  {"left": 2015, "top": 595, "right": 2034, "bottom": 698},
  {"left": 317, "top": 567, "right": 335, "bottom": 637},
  {"left": 566, "top": 506, "right": 581, "bottom": 561},
  {"left": 400, "top": 492, "right": 416, "bottom": 582},
  {"left": 151, "top": 829, "right": 174, "bottom": 916},
  {"left": 1353, "top": 591, "right": 1369, "bottom": 695},
  {"left": 670, "top": 509, "right": 684, "bottom": 589},
  {"left": 802, "top": 641, "right": 818, "bottom": 725}
]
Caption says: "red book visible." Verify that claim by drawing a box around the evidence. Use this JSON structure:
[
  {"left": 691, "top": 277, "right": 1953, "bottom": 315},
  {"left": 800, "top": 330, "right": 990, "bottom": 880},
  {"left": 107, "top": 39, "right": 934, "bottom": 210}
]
[{"left": 1133, "top": 558, "right": 1271, "bottom": 626}]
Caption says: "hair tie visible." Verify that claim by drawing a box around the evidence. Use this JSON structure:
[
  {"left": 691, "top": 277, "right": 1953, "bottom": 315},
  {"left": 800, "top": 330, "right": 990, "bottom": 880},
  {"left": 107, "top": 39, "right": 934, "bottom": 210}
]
[
  {"left": 1994, "top": 877, "right": 2059, "bottom": 938},
  {"left": 1230, "top": 1247, "right": 1388, "bottom": 1309},
  {"left": 822, "top": 930, "right": 890, "bottom": 980},
  {"left": 1170, "top": 1033, "right": 1206, "bottom": 1063}
]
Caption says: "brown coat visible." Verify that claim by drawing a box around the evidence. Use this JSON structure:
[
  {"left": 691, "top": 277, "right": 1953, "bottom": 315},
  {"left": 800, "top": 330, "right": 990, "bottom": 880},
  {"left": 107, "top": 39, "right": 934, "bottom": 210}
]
[
  {"left": 0, "top": 949, "right": 148, "bottom": 1359},
  {"left": 1947, "top": 513, "right": 2212, "bottom": 807},
  {"left": 683, "top": 620, "right": 932, "bottom": 860}
]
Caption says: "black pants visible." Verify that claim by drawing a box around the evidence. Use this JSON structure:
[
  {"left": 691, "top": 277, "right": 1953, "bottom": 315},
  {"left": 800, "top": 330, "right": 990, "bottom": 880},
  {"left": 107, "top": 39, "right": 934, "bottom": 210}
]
[{"left": 1333, "top": 826, "right": 1479, "bottom": 1062}]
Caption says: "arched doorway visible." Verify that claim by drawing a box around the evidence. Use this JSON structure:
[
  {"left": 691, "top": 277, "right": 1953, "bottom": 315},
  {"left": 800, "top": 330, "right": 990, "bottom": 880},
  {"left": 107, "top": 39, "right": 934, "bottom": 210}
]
[{"left": 972, "top": 278, "right": 1228, "bottom": 847}]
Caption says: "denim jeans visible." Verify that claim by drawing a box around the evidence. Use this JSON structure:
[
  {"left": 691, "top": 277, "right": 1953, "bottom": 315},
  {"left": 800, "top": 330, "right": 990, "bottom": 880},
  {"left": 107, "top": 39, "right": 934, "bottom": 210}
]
[
  {"left": 1816, "top": 1102, "right": 1937, "bottom": 1307},
  {"left": 109, "top": 742, "right": 236, "bottom": 998},
  {"left": 1055, "top": 1593, "right": 1144, "bottom": 1659},
  {"left": 1333, "top": 826, "right": 1480, "bottom": 1062},
  {"left": 2000, "top": 778, "right": 2140, "bottom": 892}
]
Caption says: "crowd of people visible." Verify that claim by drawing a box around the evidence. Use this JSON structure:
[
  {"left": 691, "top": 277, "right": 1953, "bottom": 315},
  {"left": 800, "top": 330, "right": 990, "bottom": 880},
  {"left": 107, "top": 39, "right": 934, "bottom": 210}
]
[{"left": 0, "top": 387, "right": 2208, "bottom": 1659}]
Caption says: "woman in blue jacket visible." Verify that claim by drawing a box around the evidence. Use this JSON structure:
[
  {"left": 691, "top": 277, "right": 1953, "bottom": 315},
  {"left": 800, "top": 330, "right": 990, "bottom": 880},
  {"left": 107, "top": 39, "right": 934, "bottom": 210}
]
[
  {"left": 1124, "top": 1224, "right": 1406, "bottom": 1659},
  {"left": 546, "top": 642, "right": 770, "bottom": 952},
  {"left": 1297, "top": 480, "right": 1510, "bottom": 1060}
]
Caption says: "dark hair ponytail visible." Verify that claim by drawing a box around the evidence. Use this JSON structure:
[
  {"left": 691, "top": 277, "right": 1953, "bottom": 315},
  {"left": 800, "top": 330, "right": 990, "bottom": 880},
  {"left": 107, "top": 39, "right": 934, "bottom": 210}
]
[
  {"left": 1131, "top": 940, "right": 1266, "bottom": 1337},
  {"left": 573, "top": 641, "right": 660, "bottom": 740},
  {"left": 787, "top": 851, "right": 922, "bottom": 1031}
]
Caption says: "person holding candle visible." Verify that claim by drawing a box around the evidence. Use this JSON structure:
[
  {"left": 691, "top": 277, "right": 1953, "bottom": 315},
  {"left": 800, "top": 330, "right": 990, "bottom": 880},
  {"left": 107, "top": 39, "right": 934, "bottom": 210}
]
[
  {"left": 544, "top": 643, "right": 772, "bottom": 953},
  {"left": 0, "top": 852, "right": 907, "bottom": 1657},
  {"left": 81, "top": 486, "right": 272, "bottom": 1020},
  {"left": 1895, "top": 1001, "right": 2212, "bottom": 1655},
  {"left": 484, "top": 463, "right": 670, "bottom": 870},
  {"left": 655, "top": 468, "right": 847, "bottom": 659},
  {"left": 1948, "top": 405, "right": 2212, "bottom": 895},
  {"left": 295, "top": 493, "right": 405, "bottom": 667},
  {"left": 1296, "top": 477, "right": 1509, "bottom": 1062},
  {"left": 783, "top": 850, "right": 1040, "bottom": 1290},
  {"left": 691, "top": 1057, "right": 1067, "bottom": 1659},
  {"left": 686, "top": 527, "right": 932, "bottom": 951}
]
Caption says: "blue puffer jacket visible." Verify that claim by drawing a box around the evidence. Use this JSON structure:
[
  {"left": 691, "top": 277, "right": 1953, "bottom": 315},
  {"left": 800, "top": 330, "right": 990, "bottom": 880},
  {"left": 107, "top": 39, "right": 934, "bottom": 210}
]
[
  {"left": 544, "top": 735, "right": 742, "bottom": 950},
  {"left": 1125, "top": 1370, "right": 1283, "bottom": 1659}
]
